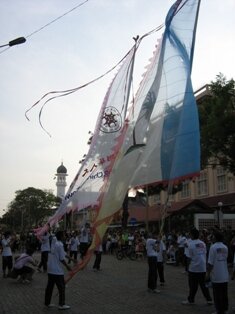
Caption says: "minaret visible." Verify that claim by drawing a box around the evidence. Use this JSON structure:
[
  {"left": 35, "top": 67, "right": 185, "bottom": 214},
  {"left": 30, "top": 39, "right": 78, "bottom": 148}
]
[{"left": 55, "top": 162, "right": 68, "bottom": 199}]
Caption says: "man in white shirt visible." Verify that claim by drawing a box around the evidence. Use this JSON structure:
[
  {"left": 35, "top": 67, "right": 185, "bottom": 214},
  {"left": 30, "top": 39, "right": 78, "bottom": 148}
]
[
  {"left": 176, "top": 232, "right": 187, "bottom": 266},
  {"left": 93, "top": 244, "right": 103, "bottom": 271},
  {"left": 156, "top": 235, "right": 166, "bottom": 286},
  {"left": 182, "top": 228, "right": 212, "bottom": 305},
  {"left": 79, "top": 223, "right": 91, "bottom": 259},
  {"left": 146, "top": 233, "right": 160, "bottom": 293},
  {"left": 38, "top": 230, "right": 51, "bottom": 272},
  {"left": 68, "top": 231, "right": 80, "bottom": 264},
  {"left": 207, "top": 231, "right": 229, "bottom": 314},
  {"left": 45, "top": 231, "right": 72, "bottom": 310}
]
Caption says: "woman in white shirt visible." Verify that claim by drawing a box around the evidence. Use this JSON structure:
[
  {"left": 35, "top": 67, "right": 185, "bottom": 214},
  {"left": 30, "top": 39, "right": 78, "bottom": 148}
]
[{"left": 1, "top": 231, "right": 13, "bottom": 278}]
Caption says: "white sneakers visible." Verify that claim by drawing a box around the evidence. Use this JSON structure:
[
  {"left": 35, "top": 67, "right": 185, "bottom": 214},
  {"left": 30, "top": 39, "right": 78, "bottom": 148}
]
[
  {"left": 58, "top": 305, "right": 71, "bottom": 310},
  {"left": 148, "top": 288, "right": 161, "bottom": 293},
  {"left": 46, "top": 304, "right": 56, "bottom": 308},
  {"left": 181, "top": 300, "right": 194, "bottom": 305},
  {"left": 46, "top": 304, "right": 70, "bottom": 310}
]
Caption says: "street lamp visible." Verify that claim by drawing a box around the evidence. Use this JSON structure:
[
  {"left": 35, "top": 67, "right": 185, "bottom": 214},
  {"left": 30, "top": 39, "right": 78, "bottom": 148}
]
[
  {"left": 0, "top": 37, "right": 26, "bottom": 48},
  {"left": 215, "top": 201, "right": 223, "bottom": 229}
]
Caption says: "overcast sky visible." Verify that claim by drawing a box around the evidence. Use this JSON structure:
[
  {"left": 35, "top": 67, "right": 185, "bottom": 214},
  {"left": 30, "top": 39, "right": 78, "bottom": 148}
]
[{"left": 0, "top": 0, "right": 234, "bottom": 216}]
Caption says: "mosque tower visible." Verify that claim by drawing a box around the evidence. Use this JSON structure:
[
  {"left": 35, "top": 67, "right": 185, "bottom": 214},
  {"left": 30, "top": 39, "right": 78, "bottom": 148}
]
[{"left": 55, "top": 162, "right": 68, "bottom": 199}]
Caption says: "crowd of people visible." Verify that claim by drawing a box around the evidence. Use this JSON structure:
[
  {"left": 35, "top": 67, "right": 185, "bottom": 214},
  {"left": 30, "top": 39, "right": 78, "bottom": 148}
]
[{"left": 1, "top": 224, "right": 235, "bottom": 313}]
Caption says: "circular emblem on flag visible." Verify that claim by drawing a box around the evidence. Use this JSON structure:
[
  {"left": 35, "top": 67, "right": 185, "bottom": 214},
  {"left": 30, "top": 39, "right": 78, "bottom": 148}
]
[{"left": 100, "top": 106, "right": 122, "bottom": 133}]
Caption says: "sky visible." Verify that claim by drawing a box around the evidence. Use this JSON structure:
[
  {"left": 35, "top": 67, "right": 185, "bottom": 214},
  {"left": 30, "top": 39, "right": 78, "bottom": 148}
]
[{"left": 0, "top": 0, "right": 235, "bottom": 217}]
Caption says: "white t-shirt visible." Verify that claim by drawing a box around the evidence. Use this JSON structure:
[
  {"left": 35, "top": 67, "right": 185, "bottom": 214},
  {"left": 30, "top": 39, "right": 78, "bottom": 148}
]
[
  {"left": 156, "top": 240, "right": 166, "bottom": 262},
  {"left": 95, "top": 244, "right": 103, "bottom": 252},
  {"left": 70, "top": 237, "right": 80, "bottom": 251},
  {"left": 47, "top": 240, "right": 66, "bottom": 275},
  {"left": 184, "top": 238, "right": 192, "bottom": 257},
  {"left": 128, "top": 235, "right": 134, "bottom": 245},
  {"left": 40, "top": 233, "right": 50, "bottom": 252},
  {"left": 177, "top": 235, "right": 187, "bottom": 248},
  {"left": 188, "top": 239, "right": 207, "bottom": 272},
  {"left": 146, "top": 238, "right": 158, "bottom": 257},
  {"left": 79, "top": 227, "right": 89, "bottom": 243},
  {"left": 14, "top": 253, "right": 33, "bottom": 269},
  {"left": 1, "top": 238, "right": 12, "bottom": 256},
  {"left": 208, "top": 242, "right": 229, "bottom": 283}
]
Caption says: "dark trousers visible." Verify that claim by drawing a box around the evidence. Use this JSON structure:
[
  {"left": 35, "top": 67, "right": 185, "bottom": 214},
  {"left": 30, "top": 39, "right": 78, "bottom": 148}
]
[
  {"left": 79, "top": 242, "right": 89, "bottom": 258},
  {"left": 185, "top": 256, "right": 189, "bottom": 272},
  {"left": 15, "top": 266, "right": 34, "bottom": 280},
  {"left": 93, "top": 251, "right": 102, "bottom": 270},
  {"left": 38, "top": 251, "right": 49, "bottom": 271},
  {"left": 147, "top": 256, "right": 157, "bottom": 290},
  {"left": 212, "top": 282, "right": 228, "bottom": 314},
  {"left": 45, "top": 274, "right": 65, "bottom": 306},
  {"left": 68, "top": 250, "right": 78, "bottom": 264},
  {"left": 156, "top": 262, "right": 165, "bottom": 283},
  {"left": 176, "top": 247, "right": 185, "bottom": 266},
  {"left": 2, "top": 256, "right": 13, "bottom": 273},
  {"left": 188, "top": 271, "right": 212, "bottom": 303}
]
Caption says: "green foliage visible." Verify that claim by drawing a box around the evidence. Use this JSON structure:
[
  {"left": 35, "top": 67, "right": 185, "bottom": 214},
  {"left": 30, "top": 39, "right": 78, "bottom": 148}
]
[
  {"left": 1, "top": 187, "right": 60, "bottom": 231},
  {"left": 198, "top": 73, "right": 235, "bottom": 174}
]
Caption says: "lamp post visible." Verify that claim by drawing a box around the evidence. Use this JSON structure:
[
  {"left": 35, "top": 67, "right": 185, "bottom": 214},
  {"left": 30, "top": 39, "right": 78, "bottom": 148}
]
[
  {"left": 0, "top": 37, "right": 26, "bottom": 48},
  {"left": 21, "top": 208, "right": 25, "bottom": 232},
  {"left": 216, "top": 201, "right": 223, "bottom": 229}
]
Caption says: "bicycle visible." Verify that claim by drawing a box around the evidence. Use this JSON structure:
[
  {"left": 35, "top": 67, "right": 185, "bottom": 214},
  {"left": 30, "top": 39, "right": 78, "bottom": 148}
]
[{"left": 116, "top": 245, "right": 136, "bottom": 260}]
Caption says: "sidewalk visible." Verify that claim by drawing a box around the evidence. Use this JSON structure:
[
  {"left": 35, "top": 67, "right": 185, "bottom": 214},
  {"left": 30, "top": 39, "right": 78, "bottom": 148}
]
[{"left": 0, "top": 253, "right": 235, "bottom": 314}]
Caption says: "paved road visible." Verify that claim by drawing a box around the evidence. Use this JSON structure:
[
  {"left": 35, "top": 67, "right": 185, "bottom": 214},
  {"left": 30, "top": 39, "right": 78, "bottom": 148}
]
[{"left": 0, "top": 253, "right": 235, "bottom": 314}]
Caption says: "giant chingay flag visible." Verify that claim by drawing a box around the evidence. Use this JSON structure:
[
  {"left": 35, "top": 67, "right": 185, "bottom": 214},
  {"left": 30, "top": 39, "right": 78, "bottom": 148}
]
[
  {"left": 35, "top": 44, "right": 137, "bottom": 236},
  {"left": 36, "top": 0, "right": 201, "bottom": 280},
  {"left": 130, "top": 0, "right": 201, "bottom": 186}
]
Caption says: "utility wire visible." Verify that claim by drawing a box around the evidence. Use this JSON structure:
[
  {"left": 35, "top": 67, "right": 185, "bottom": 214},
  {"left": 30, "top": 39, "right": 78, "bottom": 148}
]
[
  {"left": 26, "top": 0, "right": 88, "bottom": 39},
  {"left": 0, "top": 0, "right": 89, "bottom": 54}
]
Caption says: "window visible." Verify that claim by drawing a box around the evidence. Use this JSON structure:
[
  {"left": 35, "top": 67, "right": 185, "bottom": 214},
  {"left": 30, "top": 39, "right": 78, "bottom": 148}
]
[
  {"left": 167, "top": 193, "right": 174, "bottom": 202},
  {"left": 217, "top": 167, "right": 227, "bottom": 193},
  {"left": 181, "top": 181, "right": 190, "bottom": 199},
  {"left": 150, "top": 193, "right": 160, "bottom": 205},
  {"left": 197, "top": 171, "right": 208, "bottom": 196}
]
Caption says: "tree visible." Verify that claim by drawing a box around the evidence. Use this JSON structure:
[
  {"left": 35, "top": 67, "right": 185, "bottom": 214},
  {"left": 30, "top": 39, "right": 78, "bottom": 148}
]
[
  {"left": 198, "top": 73, "right": 235, "bottom": 174},
  {"left": 1, "top": 187, "right": 60, "bottom": 231}
]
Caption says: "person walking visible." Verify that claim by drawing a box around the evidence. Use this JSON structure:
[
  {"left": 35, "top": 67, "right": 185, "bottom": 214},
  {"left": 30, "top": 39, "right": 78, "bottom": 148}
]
[
  {"left": 93, "top": 244, "right": 103, "bottom": 271},
  {"left": 156, "top": 235, "right": 166, "bottom": 286},
  {"left": 146, "top": 233, "right": 160, "bottom": 293},
  {"left": 207, "top": 231, "right": 229, "bottom": 314},
  {"left": 37, "top": 230, "right": 51, "bottom": 272},
  {"left": 68, "top": 231, "right": 80, "bottom": 264},
  {"left": 79, "top": 223, "right": 91, "bottom": 259},
  {"left": 182, "top": 228, "right": 213, "bottom": 305},
  {"left": 45, "top": 231, "right": 72, "bottom": 310}
]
